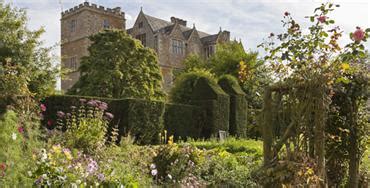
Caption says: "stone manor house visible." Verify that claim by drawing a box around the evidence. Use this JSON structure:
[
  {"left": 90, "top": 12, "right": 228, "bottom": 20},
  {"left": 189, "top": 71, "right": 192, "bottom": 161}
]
[{"left": 61, "top": 2, "right": 231, "bottom": 91}]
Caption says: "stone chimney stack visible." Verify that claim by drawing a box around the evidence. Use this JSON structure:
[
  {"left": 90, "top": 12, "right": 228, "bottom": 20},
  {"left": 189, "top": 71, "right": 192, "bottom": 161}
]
[{"left": 170, "top": 17, "right": 187, "bottom": 26}]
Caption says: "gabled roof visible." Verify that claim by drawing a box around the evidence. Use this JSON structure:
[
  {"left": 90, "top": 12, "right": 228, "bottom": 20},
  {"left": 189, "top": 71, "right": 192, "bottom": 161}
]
[
  {"left": 201, "top": 34, "right": 219, "bottom": 45},
  {"left": 138, "top": 13, "right": 220, "bottom": 44},
  {"left": 143, "top": 14, "right": 172, "bottom": 32},
  {"left": 182, "top": 29, "right": 194, "bottom": 39}
]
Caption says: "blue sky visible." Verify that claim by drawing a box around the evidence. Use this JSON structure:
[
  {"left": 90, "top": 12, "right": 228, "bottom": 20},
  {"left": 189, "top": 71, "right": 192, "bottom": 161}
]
[{"left": 4, "top": 0, "right": 370, "bottom": 55}]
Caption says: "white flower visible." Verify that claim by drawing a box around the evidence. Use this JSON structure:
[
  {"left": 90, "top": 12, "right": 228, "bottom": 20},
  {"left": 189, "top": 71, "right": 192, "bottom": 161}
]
[
  {"left": 11, "top": 133, "right": 17, "bottom": 140},
  {"left": 167, "top": 174, "right": 172, "bottom": 179},
  {"left": 27, "top": 171, "right": 32, "bottom": 177},
  {"left": 76, "top": 180, "right": 81, "bottom": 184},
  {"left": 42, "top": 174, "right": 47, "bottom": 179},
  {"left": 151, "top": 169, "right": 158, "bottom": 176},
  {"left": 150, "top": 163, "right": 156, "bottom": 169}
]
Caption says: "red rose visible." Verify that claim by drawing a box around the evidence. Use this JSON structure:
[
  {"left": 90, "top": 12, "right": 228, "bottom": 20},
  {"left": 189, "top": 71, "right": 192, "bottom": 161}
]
[
  {"left": 17, "top": 126, "right": 24, "bottom": 133},
  {"left": 40, "top": 104, "right": 46, "bottom": 112},
  {"left": 352, "top": 28, "right": 365, "bottom": 42},
  {"left": 47, "top": 120, "right": 53, "bottom": 127},
  {"left": 317, "top": 16, "right": 326, "bottom": 23}
]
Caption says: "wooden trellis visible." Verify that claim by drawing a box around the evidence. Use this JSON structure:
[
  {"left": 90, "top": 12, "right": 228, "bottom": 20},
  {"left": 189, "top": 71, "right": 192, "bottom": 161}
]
[{"left": 260, "top": 82, "right": 328, "bottom": 187}]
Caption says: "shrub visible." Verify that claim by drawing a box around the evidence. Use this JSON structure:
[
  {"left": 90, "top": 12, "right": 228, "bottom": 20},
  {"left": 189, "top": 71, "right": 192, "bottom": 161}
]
[
  {"left": 53, "top": 99, "right": 115, "bottom": 153},
  {"left": 152, "top": 144, "right": 203, "bottom": 185},
  {"left": 218, "top": 75, "right": 248, "bottom": 137},
  {"left": 0, "top": 110, "right": 43, "bottom": 186},
  {"left": 170, "top": 68, "right": 217, "bottom": 104},
  {"left": 42, "top": 95, "right": 165, "bottom": 145},
  {"left": 164, "top": 103, "right": 205, "bottom": 140}
]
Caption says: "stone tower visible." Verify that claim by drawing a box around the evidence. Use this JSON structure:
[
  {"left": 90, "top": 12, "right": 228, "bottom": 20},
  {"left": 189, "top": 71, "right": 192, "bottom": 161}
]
[{"left": 61, "top": 2, "right": 125, "bottom": 91}]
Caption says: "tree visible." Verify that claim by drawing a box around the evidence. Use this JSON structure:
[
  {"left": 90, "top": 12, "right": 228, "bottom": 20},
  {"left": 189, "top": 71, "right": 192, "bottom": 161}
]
[
  {"left": 0, "top": 2, "right": 58, "bottom": 98},
  {"left": 180, "top": 41, "right": 272, "bottom": 108},
  {"left": 69, "top": 30, "right": 165, "bottom": 101}
]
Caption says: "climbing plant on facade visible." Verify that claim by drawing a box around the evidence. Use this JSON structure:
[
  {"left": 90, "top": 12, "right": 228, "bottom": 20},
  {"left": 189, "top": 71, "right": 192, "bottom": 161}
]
[{"left": 246, "top": 3, "right": 369, "bottom": 187}]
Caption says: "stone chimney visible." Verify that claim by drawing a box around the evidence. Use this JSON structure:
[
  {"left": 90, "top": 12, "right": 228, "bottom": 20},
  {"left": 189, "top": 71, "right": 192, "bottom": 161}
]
[{"left": 170, "top": 17, "right": 187, "bottom": 26}]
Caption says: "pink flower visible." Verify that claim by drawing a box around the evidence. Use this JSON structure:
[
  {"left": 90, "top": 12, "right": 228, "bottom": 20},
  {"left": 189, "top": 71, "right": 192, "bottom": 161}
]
[
  {"left": 317, "top": 16, "right": 326, "bottom": 23},
  {"left": 17, "top": 126, "right": 24, "bottom": 133},
  {"left": 47, "top": 120, "right": 53, "bottom": 127},
  {"left": 40, "top": 104, "right": 46, "bottom": 112},
  {"left": 0, "top": 163, "right": 6, "bottom": 170},
  {"left": 352, "top": 27, "right": 365, "bottom": 42}
]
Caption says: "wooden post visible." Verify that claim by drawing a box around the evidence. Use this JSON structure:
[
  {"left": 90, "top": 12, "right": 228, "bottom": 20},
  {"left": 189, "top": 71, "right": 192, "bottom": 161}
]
[
  {"left": 262, "top": 87, "right": 274, "bottom": 166},
  {"left": 314, "top": 88, "right": 326, "bottom": 187},
  {"left": 348, "top": 102, "right": 359, "bottom": 187}
]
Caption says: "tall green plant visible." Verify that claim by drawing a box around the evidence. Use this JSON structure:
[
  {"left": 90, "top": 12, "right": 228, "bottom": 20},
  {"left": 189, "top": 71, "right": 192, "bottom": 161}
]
[
  {"left": 0, "top": 2, "right": 57, "bottom": 98},
  {"left": 68, "top": 30, "right": 165, "bottom": 101}
]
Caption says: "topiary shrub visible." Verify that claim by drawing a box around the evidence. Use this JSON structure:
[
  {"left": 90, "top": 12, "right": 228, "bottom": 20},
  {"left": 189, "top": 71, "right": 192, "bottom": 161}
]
[
  {"left": 218, "top": 75, "right": 248, "bottom": 137},
  {"left": 170, "top": 69, "right": 230, "bottom": 138},
  {"left": 125, "top": 99, "right": 165, "bottom": 145},
  {"left": 164, "top": 103, "right": 205, "bottom": 140},
  {"left": 170, "top": 69, "right": 217, "bottom": 104}
]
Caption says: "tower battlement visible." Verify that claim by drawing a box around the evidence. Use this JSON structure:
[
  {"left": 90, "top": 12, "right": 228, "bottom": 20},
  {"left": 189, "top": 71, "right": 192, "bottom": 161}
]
[{"left": 61, "top": 2, "right": 124, "bottom": 17}]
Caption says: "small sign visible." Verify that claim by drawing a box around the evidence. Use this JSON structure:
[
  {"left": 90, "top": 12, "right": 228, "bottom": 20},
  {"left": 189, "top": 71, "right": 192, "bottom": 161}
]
[{"left": 219, "top": 130, "right": 227, "bottom": 142}]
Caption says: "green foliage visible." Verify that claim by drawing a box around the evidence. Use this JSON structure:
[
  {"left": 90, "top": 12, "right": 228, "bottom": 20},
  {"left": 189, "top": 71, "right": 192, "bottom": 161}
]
[
  {"left": 185, "top": 137, "right": 263, "bottom": 156},
  {"left": 53, "top": 100, "right": 114, "bottom": 154},
  {"left": 170, "top": 68, "right": 217, "bottom": 104},
  {"left": 152, "top": 138, "right": 262, "bottom": 186},
  {"left": 125, "top": 99, "right": 165, "bottom": 145},
  {"left": 0, "top": 2, "right": 57, "bottom": 98},
  {"left": 153, "top": 144, "right": 202, "bottom": 184},
  {"left": 218, "top": 75, "right": 247, "bottom": 137},
  {"left": 181, "top": 42, "right": 271, "bottom": 108},
  {"left": 164, "top": 103, "right": 205, "bottom": 140},
  {"left": 210, "top": 41, "right": 253, "bottom": 77},
  {"left": 170, "top": 72, "right": 230, "bottom": 137},
  {"left": 0, "top": 110, "right": 43, "bottom": 186},
  {"left": 31, "top": 143, "right": 154, "bottom": 187},
  {"left": 258, "top": 2, "right": 370, "bottom": 186},
  {"left": 43, "top": 95, "right": 165, "bottom": 145},
  {"left": 68, "top": 29, "right": 165, "bottom": 101}
]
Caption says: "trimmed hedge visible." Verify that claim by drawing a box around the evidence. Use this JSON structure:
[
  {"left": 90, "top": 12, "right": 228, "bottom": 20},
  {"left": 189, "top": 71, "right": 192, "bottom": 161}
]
[
  {"left": 164, "top": 103, "right": 205, "bottom": 140},
  {"left": 218, "top": 75, "right": 248, "bottom": 137},
  {"left": 191, "top": 77, "right": 230, "bottom": 138},
  {"left": 42, "top": 95, "right": 165, "bottom": 145}
]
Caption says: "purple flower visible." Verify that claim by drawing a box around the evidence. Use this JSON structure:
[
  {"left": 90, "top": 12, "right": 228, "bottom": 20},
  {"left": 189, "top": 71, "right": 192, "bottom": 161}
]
[
  {"left": 79, "top": 98, "right": 87, "bottom": 103},
  {"left": 97, "top": 173, "right": 105, "bottom": 181},
  {"left": 104, "top": 112, "right": 114, "bottom": 120},
  {"left": 86, "top": 159, "right": 98, "bottom": 174},
  {"left": 66, "top": 113, "right": 71, "bottom": 118},
  {"left": 70, "top": 106, "right": 77, "bottom": 110},
  {"left": 57, "top": 111, "right": 65, "bottom": 118},
  {"left": 98, "top": 102, "right": 108, "bottom": 111},
  {"left": 87, "top": 100, "right": 97, "bottom": 108}
]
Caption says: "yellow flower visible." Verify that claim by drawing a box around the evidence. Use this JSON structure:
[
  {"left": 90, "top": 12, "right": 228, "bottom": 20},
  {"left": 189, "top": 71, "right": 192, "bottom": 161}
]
[
  {"left": 52, "top": 145, "right": 62, "bottom": 154},
  {"left": 219, "top": 151, "right": 230, "bottom": 158},
  {"left": 341, "top": 63, "right": 350, "bottom": 70},
  {"left": 305, "top": 167, "right": 314, "bottom": 176},
  {"left": 168, "top": 136, "right": 174, "bottom": 145},
  {"left": 65, "top": 152, "right": 73, "bottom": 160}
]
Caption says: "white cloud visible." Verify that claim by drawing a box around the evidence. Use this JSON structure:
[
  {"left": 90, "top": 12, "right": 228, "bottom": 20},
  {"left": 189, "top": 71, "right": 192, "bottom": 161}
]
[{"left": 4, "top": 0, "right": 370, "bottom": 88}]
